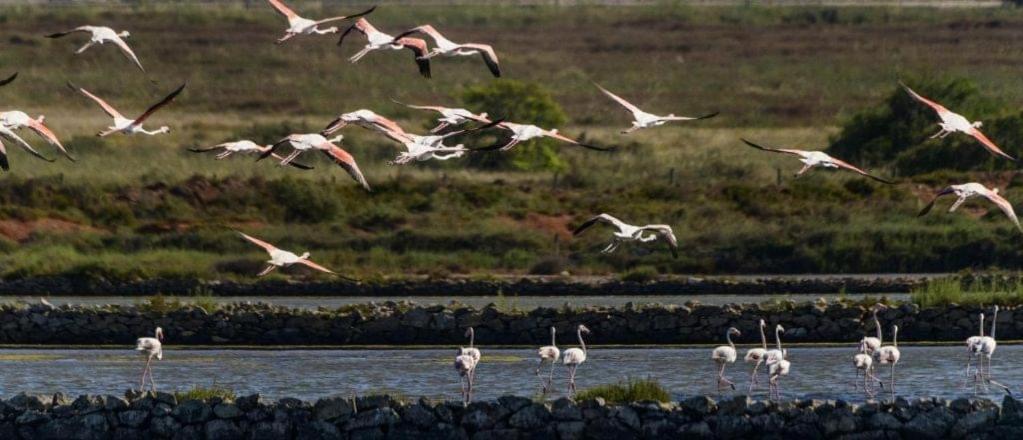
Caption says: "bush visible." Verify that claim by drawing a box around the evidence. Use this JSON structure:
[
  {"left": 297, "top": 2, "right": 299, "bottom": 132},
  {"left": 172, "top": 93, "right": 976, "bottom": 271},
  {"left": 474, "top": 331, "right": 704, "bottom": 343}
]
[
  {"left": 574, "top": 378, "right": 671, "bottom": 403},
  {"left": 911, "top": 277, "right": 1023, "bottom": 307},
  {"left": 174, "top": 385, "right": 235, "bottom": 402},
  {"left": 529, "top": 256, "right": 567, "bottom": 275},
  {"left": 269, "top": 177, "right": 341, "bottom": 223},
  {"left": 828, "top": 76, "right": 1018, "bottom": 176},
  {"left": 620, "top": 265, "right": 659, "bottom": 283},
  {"left": 461, "top": 80, "right": 569, "bottom": 172}
]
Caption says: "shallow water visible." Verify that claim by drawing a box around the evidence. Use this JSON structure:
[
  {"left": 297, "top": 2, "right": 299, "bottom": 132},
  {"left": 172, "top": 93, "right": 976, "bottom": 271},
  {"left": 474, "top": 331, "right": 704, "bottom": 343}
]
[
  {"left": 0, "top": 346, "right": 1011, "bottom": 402},
  {"left": 0, "top": 293, "right": 909, "bottom": 309}
]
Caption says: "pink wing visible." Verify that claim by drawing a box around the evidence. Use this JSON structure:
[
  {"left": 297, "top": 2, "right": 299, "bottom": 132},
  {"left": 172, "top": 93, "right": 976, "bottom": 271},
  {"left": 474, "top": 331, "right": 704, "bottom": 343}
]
[
  {"left": 71, "top": 83, "right": 124, "bottom": 119},
  {"left": 828, "top": 157, "right": 894, "bottom": 184},
  {"left": 901, "top": 82, "right": 950, "bottom": 117},
  {"left": 297, "top": 259, "right": 336, "bottom": 274},
  {"left": 970, "top": 127, "right": 1016, "bottom": 161},
  {"left": 238, "top": 231, "right": 279, "bottom": 253},
  {"left": 984, "top": 191, "right": 1022, "bottom": 232},
  {"left": 27, "top": 120, "right": 74, "bottom": 161},
  {"left": 266, "top": 0, "right": 298, "bottom": 19},
  {"left": 322, "top": 144, "right": 371, "bottom": 191}
]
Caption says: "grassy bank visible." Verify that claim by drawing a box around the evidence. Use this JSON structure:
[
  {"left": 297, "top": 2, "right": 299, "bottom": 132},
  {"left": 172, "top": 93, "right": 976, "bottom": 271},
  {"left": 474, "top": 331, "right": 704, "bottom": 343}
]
[{"left": 0, "top": 4, "right": 1020, "bottom": 281}]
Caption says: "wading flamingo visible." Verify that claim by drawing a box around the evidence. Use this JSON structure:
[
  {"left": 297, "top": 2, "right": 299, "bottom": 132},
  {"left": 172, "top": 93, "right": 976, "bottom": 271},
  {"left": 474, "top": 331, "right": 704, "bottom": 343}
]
[
  {"left": 323, "top": 109, "right": 407, "bottom": 137},
  {"left": 964, "top": 312, "right": 984, "bottom": 388},
  {"left": 0, "top": 111, "right": 74, "bottom": 164},
  {"left": 265, "top": 0, "right": 375, "bottom": 44},
  {"left": 391, "top": 99, "right": 490, "bottom": 133},
  {"left": 454, "top": 350, "right": 475, "bottom": 404},
  {"left": 853, "top": 339, "right": 883, "bottom": 398},
  {"left": 536, "top": 326, "right": 560, "bottom": 395},
  {"left": 768, "top": 357, "right": 790, "bottom": 401},
  {"left": 461, "top": 327, "right": 481, "bottom": 389},
  {"left": 744, "top": 319, "right": 768, "bottom": 394},
  {"left": 742, "top": 139, "right": 893, "bottom": 184},
  {"left": 594, "top": 83, "right": 717, "bottom": 134},
  {"left": 68, "top": 81, "right": 185, "bottom": 137},
  {"left": 257, "top": 133, "right": 370, "bottom": 191},
  {"left": 572, "top": 213, "right": 678, "bottom": 258},
  {"left": 764, "top": 324, "right": 786, "bottom": 365},
  {"left": 875, "top": 325, "right": 901, "bottom": 400},
  {"left": 237, "top": 231, "right": 353, "bottom": 279},
  {"left": 902, "top": 82, "right": 1015, "bottom": 161},
  {"left": 861, "top": 304, "right": 884, "bottom": 355},
  {"left": 711, "top": 327, "right": 741, "bottom": 392},
  {"left": 976, "top": 305, "right": 1011, "bottom": 394},
  {"left": 563, "top": 324, "right": 590, "bottom": 397},
  {"left": 46, "top": 26, "right": 145, "bottom": 72},
  {"left": 0, "top": 73, "right": 16, "bottom": 87},
  {"left": 339, "top": 18, "right": 431, "bottom": 78},
  {"left": 472, "top": 121, "right": 615, "bottom": 152},
  {"left": 918, "top": 183, "right": 1022, "bottom": 233},
  {"left": 393, "top": 24, "right": 501, "bottom": 77},
  {"left": 136, "top": 327, "right": 163, "bottom": 392},
  {"left": 189, "top": 140, "right": 313, "bottom": 170}
]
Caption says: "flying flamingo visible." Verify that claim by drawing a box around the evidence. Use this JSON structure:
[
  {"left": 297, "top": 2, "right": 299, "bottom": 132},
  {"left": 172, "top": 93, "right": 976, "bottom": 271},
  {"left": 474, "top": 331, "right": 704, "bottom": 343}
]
[
  {"left": 0, "top": 125, "right": 57, "bottom": 170},
  {"left": 742, "top": 139, "right": 893, "bottom": 184},
  {"left": 323, "top": 109, "right": 407, "bottom": 137},
  {"left": 918, "top": 183, "right": 1021, "bottom": 233},
  {"left": 339, "top": 18, "right": 431, "bottom": 78},
  {"left": 264, "top": 0, "right": 375, "bottom": 44},
  {"left": 189, "top": 140, "right": 313, "bottom": 169},
  {"left": 536, "top": 326, "right": 560, "bottom": 395},
  {"left": 380, "top": 119, "right": 503, "bottom": 165},
  {"left": 563, "top": 324, "right": 590, "bottom": 397},
  {"left": 454, "top": 350, "right": 475, "bottom": 404},
  {"left": 393, "top": 25, "right": 501, "bottom": 77},
  {"left": 901, "top": 82, "right": 1015, "bottom": 161},
  {"left": 46, "top": 26, "right": 146, "bottom": 72},
  {"left": 391, "top": 99, "right": 490, "bottom": 133},
  {"left": 572, "top": 213, "right": 678, "bottom": 258},
  {"left": 257, "top": 133, "right": 370, "bottom": 191},
  {"left": 68, "top": 81, "right": 185, "bottom": 137},
  {"left": 461, "top": 327, "right": 481, "bottom": 387},
  {"left": 744, "top": 319, "right": 768, "bottom": 394},
  {"left": 711, "top": 327, "right": 741, "bottom": 392},
  {"left": 875, "top": 325, "right": 901, "bottom": 400},
  {"left": 964, "top": 312, "right": 984, "bottom": 387},
  {"left": 237, "top": 231, "right": 352, "bottom": 279},
  {"left": 594, "top": 83, "right": 717, "bottom": 134},
  {"left": 0, "top": 72, "right": 16, "bottom": 87},
  {"left": 0, "top": 111, "right": 74, "bottom": 163},
  {"left": 136, "top": 327, "right": 164, "bottom": 392},
  {"left": 472, "top": 121, "right": 615, "bottom": 152}
]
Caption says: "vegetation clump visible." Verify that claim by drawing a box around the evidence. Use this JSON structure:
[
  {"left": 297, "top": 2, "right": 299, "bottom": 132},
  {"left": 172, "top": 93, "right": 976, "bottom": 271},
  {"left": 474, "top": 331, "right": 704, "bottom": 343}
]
[
  {"left": 911, "top": 277, "right": 1023, "bottom": 307},
  {"left": 574, "top": 378, "right": 671, "bottom": 403},
  {"left": 174, "top": 384, "right": 235, "bottom": 402}
]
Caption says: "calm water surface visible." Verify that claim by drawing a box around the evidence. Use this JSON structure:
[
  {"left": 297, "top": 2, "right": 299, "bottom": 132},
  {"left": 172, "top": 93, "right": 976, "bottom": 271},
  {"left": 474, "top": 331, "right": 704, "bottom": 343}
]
[
  {"left": 0, "top": 346, "right": 1012, "bottom": 402},
  {"left": 0, "top": 293, "right": 909, "bottom": 309}
]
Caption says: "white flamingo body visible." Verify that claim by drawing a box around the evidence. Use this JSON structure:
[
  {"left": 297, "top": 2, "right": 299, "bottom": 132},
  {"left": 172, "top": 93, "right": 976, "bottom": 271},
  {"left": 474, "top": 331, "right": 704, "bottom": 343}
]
[
  {"left": 536, "top": 327, "right": 560, "bottom": 394},
  {"left": 393, "top": 100, "right": 490, "bottom": 133},
  {"left": 744, "top": 320, "right": 768, "bottom": 394},
  {"left": 260, "top": 133, "right": 370, "bottom": 191},
  {"left": 861, "top": 305, "right": 884, "bottom": 354},
  {"left": 0, "top": 111, "right": 72, "bottom": 166},
  {"left": 901, "top": 82, "right": 1015, "bottom": 161},
  {"left": 46, "top": 26, "right": 145, "bottom": 72},
  {"left": 136, "top": 327, "right": 164, "bottom": 391},
  {"left": 477, "top": 121, "right": 613, "bottom": 152},
  {"left": 323, "top": 109, "right": 407, "bottom": 136},
  {"left": 394, "top": 25, "right": 501, "bottom": 77},
  {"left": 764, "top": 324, "right": 789, "bottom": 400},
  {"left": 876, "top": 325, "right": 901, "bottom": 399},
  {"left": 455, "top": 327, "right": 481, "bottom": 403},
  {"left": 573, "top": 213, "right": 678, "bottom": 258},
  {"left": 382, "top": 119, "right": 501, "bottom": 165},
  {"left": 562, "top": 325, "right": 590, "bottom": 396},
  {"left": 742, "top": 139, "right": 893, "bottom": 184},
  {"left": 711, "top": 327, "right": 740, "bottom": 392},
  {"left": 237, "top": 231, "right": 344, "bottom": 278},
  {"left": 971, "top": 305, "right": 1010, "bottom": 394},
  {"left": 188, "top": 140, "right": 310, "bottom": 170},
  {"left": 919, "top": 183, "right": 1021, "bottom": 232},
  {"left": 339, "top": 19, "right": 431, "bottom": 77},
  {"left": 69, "top": 82, "right": 184, "bottom": 137},
  {"left": 594, "top": 83, "right": 717, "bottom": 133},
  {"left": 265, "top": 0, "right": 374, "bottom": 44}
]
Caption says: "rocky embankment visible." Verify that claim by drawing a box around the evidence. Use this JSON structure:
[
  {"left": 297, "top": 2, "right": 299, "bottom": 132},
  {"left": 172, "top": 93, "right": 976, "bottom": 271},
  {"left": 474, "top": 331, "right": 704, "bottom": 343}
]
[
  {"left": 0, "top": 300, "right": 1009, "bottom": 345},
  {"left": 0, "top": 274, "right": 925, "bottom": 296},
  {"left": 2, "top": 391, "right": 1023, "bottom": 439}
]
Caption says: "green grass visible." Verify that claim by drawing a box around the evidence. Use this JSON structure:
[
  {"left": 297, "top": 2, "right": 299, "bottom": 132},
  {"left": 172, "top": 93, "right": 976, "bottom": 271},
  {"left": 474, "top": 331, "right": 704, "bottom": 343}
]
[
  {"left": 573, "top": 378, "right": 671, "bottom": 403},
  {"left": 911, "top": 278, "right": 1023, "bottom": 307},
  {"left": 174, "top": 384, "right": 236, "bottom": 402}
]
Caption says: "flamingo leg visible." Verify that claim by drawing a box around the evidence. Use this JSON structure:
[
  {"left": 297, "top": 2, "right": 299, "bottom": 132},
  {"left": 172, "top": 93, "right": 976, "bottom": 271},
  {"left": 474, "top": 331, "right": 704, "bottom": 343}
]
[
  {"left": 795, "top": 163, "right": 813, "bottom": 177},
  {"left": 140, "top": 357, "right": 150, "bottom": 390},
  {"left": 148, "top": 362, "right": 157, "bottom": 392},
  {"left": 429, "top": 122, "right": 449, "bottom": 134},
  {"left": 535, "top": 359, "right": 546, "bottom": 391},
  {"left": 748, "top": 361, "right": 762, "bottom": 395},
  {"left": 279, "top": 150, "right": 301, "bottom": 166},
  {"left": 498, "top": 139, "right": 519, "bottom": 151},
  {"left": 621, "top": 125, "right": 641, "bottom": 135},
  {"left": 890, "top": 364, "right": 896, "bottom": 401},
  {"left": 567, "top": 365, "right": 577, "bottom": 397},
  {"left": 547, "top": 362, "right": 556, "bottom": 394},
  {"left": 349, "top": 47, "right": 373, "bottom": 63},
  {"left": 928, "top": 128, "right": 946, "bottom": 139},
  {"left": 276, "top": 33, "right": 296, "bottom": 45},
  {"left": 75, "top": 41, "right": 96, "bottom": 54}
]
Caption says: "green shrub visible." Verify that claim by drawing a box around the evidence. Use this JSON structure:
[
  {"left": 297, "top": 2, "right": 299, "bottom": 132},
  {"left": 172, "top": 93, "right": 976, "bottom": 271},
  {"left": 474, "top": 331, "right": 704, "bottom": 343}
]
[
  {"left": 574, "top": 378, "right": 671, "bottom": 403},
  {"left": 269, "top": 177, "right": 341, "bottom": 223},
  {"left": 461, "top": 80, "right": 569, "bottom": 172},
  {"left": 174, "top": 385, "right": 235, "bottom": 402},
  {"left": 138, "top": 294, "right": 183, "bottom": 314},
  {"left": 911, "top": 277, "right": 1023, "bottom": 307},
  {"left": 620, "top": 265, "right": 659, "bottom": 283}
]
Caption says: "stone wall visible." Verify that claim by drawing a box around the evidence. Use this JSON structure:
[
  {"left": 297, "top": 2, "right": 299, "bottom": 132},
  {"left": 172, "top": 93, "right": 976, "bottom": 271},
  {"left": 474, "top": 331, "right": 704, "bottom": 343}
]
[
  {"left": 2, "top": 391, "right": 1023, "bottom": 439},
  {"left": 0, "top": 274, "right": 922, "bottom": 296},
  {"left": 0, "top": 300, "right": 1011, "bottom": 345}
]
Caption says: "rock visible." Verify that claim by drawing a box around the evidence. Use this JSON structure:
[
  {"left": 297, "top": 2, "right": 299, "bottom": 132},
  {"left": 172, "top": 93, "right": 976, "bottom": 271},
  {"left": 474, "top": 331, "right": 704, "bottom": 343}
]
[
  {"left": 172, "top": 400, "right": 212, "bottom": 424},
  {"left": 204, "top": 419, "right": 243, "bottom": 440},
  {"left": 400, "top": 402, "right": 436, "bottom": 429},
  {"left": 948, "top": 407, "right": 996, "bottom": 438},
  {"left": 902, "top": 408, "right": 955, "bottom": 439},
  {"left": 151, "top": 416, "right": 181, "bottom": 438},
  {"left": 497, "top": 396, "right": 531, "bottom": 413},
  {"left": 313, "top": 396, "right": 353, "bottom": 422},
  {"left": 678, "top": 421, "right": 713, "bottom": 438},
  {"left": 16, "top": 410, "right": 50, "bottom": 426},
  {"left": 557, "top": 421, "right": 586, "bottom": 440},
  {"left": 213, "top": 403, "right": 243, "bottom": 419},
  {"left": 295, "top": 420, "right": 341, "bottom": 440},
  {"left": 866, "top": 412, "right": 902, "bottom": 431},
  {"left": 8, "top": 393, "right": 49, "bottom": 411},
  {"left": 508, "top": 403, "right": 549, "bottom": 430},
  {"left": 118, "top": 409, "right": 149, "bottom": 428},
  {"left": 552, "top": 398, "right": 582, "bottom": 421},
  {"left": 715, "top": 415, "right": 752, "bottom": 439},
  {"left": 682, "top": 396, "right": 716, "bottom": 417},
  {"left": 345, "top": 407, "right": 400, "bottom": 431}
]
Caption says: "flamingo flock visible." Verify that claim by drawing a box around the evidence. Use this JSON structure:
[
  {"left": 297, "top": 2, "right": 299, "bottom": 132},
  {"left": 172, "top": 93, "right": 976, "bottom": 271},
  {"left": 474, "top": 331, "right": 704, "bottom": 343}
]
[{"left": 0, "top": 0, "right": 1017, "bottom": 403}]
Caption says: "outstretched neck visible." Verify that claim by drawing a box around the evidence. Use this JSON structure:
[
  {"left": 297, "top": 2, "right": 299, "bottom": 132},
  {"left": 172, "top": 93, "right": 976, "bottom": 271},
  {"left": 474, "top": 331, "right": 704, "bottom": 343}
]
[
  {"left": 873, "top": 310, "right": 882, "bottom": 343},
  {"left": 893, "top": 328, "right": 898, "bottom": 347},
  {"left": 775, "top": 328, "right": 782, "bottom": 350},
  {"left": 468, "top": 328, "right": 475, "bottom": 348},
  {"left": 550, "top": 329, "right": 556, "bottom": 346},
  {"left": 991, "top": 308, "right": 998, "bottom": 339},
  {"left": 726, "top": 332, "right": 735, "bottom": 349},
  {"left": 578, "top": 328, "right": 587, "bottom": 353},
  {"left": 759, "top": 324, "right": 767, "bottom": 350}
]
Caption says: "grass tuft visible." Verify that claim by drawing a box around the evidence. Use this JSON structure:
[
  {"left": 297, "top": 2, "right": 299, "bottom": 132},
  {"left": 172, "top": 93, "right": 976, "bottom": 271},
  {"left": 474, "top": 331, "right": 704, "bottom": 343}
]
[
  {"left": 911, "top": 278, "right": 1023, "bottom": 307},
  {"left": 573, "top": 378, "right": 671, "bottom": 404},
  {"left": 174, "top": 385, "right": 235, "bottom": 402}
]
